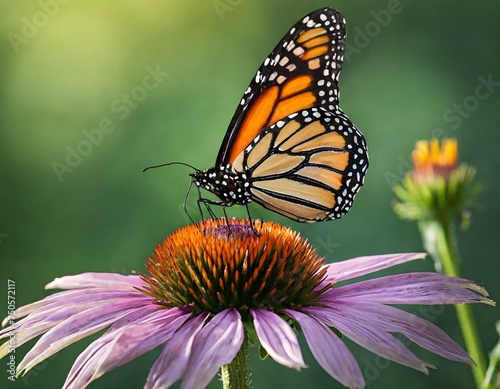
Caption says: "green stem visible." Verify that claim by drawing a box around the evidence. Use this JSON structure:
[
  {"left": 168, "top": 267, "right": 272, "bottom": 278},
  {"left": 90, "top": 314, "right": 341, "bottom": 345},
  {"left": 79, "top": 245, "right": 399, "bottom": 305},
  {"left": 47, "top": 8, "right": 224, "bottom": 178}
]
[
  {"left": 220, "top": 333, "right": 249, "bottom": 389},
  {"left": 419, "top": 218, "right": 491, "bottom": 389}
]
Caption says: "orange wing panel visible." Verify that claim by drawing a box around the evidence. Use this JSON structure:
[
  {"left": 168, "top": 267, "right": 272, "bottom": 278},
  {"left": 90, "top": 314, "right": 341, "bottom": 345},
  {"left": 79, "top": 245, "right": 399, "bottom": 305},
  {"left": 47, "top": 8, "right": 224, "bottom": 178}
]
[
  {"left": 281, "top": 75, "right": 313, "bottom": 99},
  {"left": 228, "top": 86, "right": 279, "bottom": 164},
  {"left": 269, "top": 92, "right": 316, "bottom": 125},
  {"left": 302, "top": 35, "right": 329, "bottom": 48},
  {"left": 302, "top": 45, "right": 329, "bottom": 60},
  {"left": 296, "top": 27, "right": 327, "bottom": 43}
]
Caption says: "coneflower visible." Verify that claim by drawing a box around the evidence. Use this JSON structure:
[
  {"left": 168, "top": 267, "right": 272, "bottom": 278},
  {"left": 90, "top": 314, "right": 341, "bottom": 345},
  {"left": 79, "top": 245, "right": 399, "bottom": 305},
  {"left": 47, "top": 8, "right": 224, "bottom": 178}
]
[{"left": 1, "top": 218, "right": 493, "bottom": 389}]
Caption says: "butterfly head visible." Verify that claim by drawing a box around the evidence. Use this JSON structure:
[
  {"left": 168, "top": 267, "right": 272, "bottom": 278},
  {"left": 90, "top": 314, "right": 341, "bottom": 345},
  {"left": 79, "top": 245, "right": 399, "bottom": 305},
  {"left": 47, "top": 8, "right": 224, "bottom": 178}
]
[{"left": 191, "top": 164, "right": 251, "bottom": 206}]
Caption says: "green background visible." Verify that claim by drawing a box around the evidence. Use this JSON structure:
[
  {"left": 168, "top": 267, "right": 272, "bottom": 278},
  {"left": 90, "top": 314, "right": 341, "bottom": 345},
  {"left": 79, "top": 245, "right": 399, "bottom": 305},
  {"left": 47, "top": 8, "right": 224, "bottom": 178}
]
[{"left": 1, "top": 1, "right": 499, "bottom": 388}]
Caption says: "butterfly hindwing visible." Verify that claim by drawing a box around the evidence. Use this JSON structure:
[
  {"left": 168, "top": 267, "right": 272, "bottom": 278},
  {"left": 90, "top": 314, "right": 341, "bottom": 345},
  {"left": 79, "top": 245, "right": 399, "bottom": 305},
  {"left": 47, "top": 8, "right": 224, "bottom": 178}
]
[
  {"left": 231, "top": 107, "right": 368, "bottom": 222},
  {"left": 216, "top": 8, "right": 347, "bottom": 167}
]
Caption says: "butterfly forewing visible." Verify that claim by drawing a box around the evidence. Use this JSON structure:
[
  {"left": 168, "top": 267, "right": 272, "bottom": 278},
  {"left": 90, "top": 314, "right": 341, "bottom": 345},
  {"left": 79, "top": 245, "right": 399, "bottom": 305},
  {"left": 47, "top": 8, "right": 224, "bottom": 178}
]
[{"left": 216, "top": 8, "right": 347, "bottom": 167}]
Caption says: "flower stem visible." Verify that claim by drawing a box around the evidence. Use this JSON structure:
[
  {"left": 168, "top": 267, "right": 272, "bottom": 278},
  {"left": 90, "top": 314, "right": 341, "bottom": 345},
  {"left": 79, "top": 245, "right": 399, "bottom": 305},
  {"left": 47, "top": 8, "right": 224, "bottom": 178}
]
[
  {"left": 419, "top": 218, "right": 491, "bottom": 389},
  {"left": 220, "top": 333, "right": 249, "bottom": 389}
]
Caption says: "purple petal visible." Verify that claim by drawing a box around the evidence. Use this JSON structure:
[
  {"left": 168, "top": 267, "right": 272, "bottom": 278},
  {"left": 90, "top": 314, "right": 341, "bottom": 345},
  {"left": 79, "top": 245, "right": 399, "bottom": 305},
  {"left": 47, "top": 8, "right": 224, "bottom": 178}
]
[
  {"left": 17, "top": 297, "right": 156, "bottom": 373},
  {"left": 324, "top": 253, "right": 427, "bottom": 283},
  {"left": 63, "top": 307, "right": 190, "bottom": 389},
  {"left": 94, "top": 308, "right": 191, "bottom": 376},
  {"left": 1, "top": 302, "right": 107, "bottom": 360},
  {"left": 42, "top": 288, "right": 147, "bottom": 305},
  {"left": 46, "top": 273, "right": 145, "bottom": 290},
  {"left": 283, "top": 309, "right": 365, "bottom": 388},
  {"left": 1, "top": 303, "right": 82, "bottom": 347},
  {"left": 0, "top": 290, "right": 153, "bottom": 361},
  {"left": 1, "top": 300, "right": 51, "bottom": 325},
  {"left": 328, "top": 300, "right": 473, "bottom": 364},
  {"left": 146, "top": 313, "right": 209, "bottom": 389},
  {"left": 63, "top": 339, "right": 108, "bottom": 389},
  {"left": 321, "top": 273, "right": 493, "bottom": 305},
  {"left": 306, "top": 306, "right": 433, "bottom": 373},
  {"left": 250, "top": 309, "right": 306, "bottom": 369},
  {"left": 182, "top": 309, "right": 244, "bottom": 389},
  {"left": 0, "top": 273, "right": 145, "bottom": 335},
  {"left": 0, "top": 288, "right": 155, "bottom": 361},
  {"left": 2, "top": 288, "right": 149, "bottom": 327}
]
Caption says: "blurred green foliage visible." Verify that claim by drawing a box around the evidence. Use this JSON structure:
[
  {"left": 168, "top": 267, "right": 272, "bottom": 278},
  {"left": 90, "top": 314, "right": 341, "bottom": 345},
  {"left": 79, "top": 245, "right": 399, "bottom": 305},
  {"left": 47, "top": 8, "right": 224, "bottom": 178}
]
[{"left": 1, "top": 1, "right": 499, "bottom": 388}]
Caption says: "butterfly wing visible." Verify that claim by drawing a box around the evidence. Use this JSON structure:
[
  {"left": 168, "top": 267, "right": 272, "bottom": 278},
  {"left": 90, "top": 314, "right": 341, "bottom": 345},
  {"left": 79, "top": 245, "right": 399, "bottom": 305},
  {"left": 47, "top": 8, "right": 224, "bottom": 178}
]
[
  {"left": 231, "top": 107, "right": 368, "bottom": 222},
  {"left": 216, "top": 8, "right": 347, "bottom": 168}
]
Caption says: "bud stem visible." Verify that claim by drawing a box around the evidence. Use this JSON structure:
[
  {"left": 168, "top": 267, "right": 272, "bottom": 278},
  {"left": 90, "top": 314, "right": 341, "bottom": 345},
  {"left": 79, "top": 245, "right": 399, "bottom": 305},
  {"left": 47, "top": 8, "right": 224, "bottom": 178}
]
[
  {"left": 220, "top": 332, "right": 249, "bottom": 389},
  {"left": 419, "top": 217, "right": 491, "bottom": 389}
]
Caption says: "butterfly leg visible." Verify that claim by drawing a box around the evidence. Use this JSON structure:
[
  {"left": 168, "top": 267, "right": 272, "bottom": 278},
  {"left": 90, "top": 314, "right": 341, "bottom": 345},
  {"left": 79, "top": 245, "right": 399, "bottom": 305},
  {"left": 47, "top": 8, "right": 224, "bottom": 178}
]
[
  {"left": 192, "top": 184, "right": 221, "bottom": 222},
  {"left": 196, "top": 198, "right": 243, "bottom": 235},
  {"left": 244, "top": 203, "right": 258, "bottom": 235},
  {"left": 197, "top": 197, "right": 223, "bottom": 221},
  {"left": 195, "top": 196, "right": 257, "bottom": 235},
  {"left": 183, "top": 180, "right": 198, "bottom": 225},
  {"left": 222, "top": 206, "right": 231, "bottom": 227}
]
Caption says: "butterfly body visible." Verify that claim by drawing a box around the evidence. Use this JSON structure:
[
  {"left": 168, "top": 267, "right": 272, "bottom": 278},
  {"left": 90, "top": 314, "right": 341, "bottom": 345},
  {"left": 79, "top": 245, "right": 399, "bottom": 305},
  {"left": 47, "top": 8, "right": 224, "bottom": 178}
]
[
  {"left": 192, "top": 8, "right": 368, "bottom": 223},
  {"left": 192, "top": 165, "right": 251, "bottom": 207}
]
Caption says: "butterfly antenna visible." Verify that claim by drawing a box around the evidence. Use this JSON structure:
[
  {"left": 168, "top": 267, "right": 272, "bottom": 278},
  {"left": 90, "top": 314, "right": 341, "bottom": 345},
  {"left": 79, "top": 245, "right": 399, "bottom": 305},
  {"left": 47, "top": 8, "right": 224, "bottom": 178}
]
[{"left": 142, "top": 161, "right": 198, "bottom": 173}]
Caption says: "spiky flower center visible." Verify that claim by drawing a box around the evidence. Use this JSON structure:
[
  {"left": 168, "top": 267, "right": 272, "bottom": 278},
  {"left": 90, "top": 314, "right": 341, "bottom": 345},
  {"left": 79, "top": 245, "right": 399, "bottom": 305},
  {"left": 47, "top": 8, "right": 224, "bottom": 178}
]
[{"left": 140, "top": 218, "right": 330, "bottom": 314}]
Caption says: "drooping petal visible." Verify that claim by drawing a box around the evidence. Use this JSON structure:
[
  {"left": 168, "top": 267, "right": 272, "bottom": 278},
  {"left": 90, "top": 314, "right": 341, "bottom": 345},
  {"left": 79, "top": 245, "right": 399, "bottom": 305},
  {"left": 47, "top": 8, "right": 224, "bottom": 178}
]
[
  {"left": 323, "top": 253, "right": 427, "bottom": 283},
  {"left": 250, "top": 308, "right": 306, "bottom": 369},
  {"left": 46, "top": 273, "right": 145, "bottom": 290},
  {"left": 1, "top": 302, "right": 96, "bottom": 358},
  {"left": 1, "top": 288, "right": 146, "bottom": 327},
  {"left": 145, "top": 312, "right": 209, "bottom": 389},
  {"left": 321, "top": 273, "right": 493, "bottom": 305},
  {"left": 2, "top": 300, "right": 53, "bottom": 325},
  {"left": 16, "top": 297, "right": 155, "bottom": 374},
  {"left": 63, "top": 307, "right": 191, "bottom": 389},
  {"left": 333, "top": 300, "right": 473, "bottom": 364},
  {"left": 283, "top": 309, "right": 365, "bottom": 389},
  {"left": 63, "top": 337, "right": 108, "bottom": 389},
  {"left": 1, "top": 292, "right": 153, "bottom": 354},
  {"left": 181, "top": 309, "right": 244, "bottom": 389},
  {"left": 306, "top": 306, "right": 434, "bottom": 373},
  {"left": 0, "top": 288, "right": 154, "bottom": 360}
]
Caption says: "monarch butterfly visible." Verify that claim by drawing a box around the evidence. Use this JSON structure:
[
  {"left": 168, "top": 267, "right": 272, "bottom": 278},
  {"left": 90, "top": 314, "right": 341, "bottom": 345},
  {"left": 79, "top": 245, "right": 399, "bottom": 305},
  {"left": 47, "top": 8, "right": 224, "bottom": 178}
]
[{"left": 155, "top": 8, "right": 369, "bottom": 223}]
